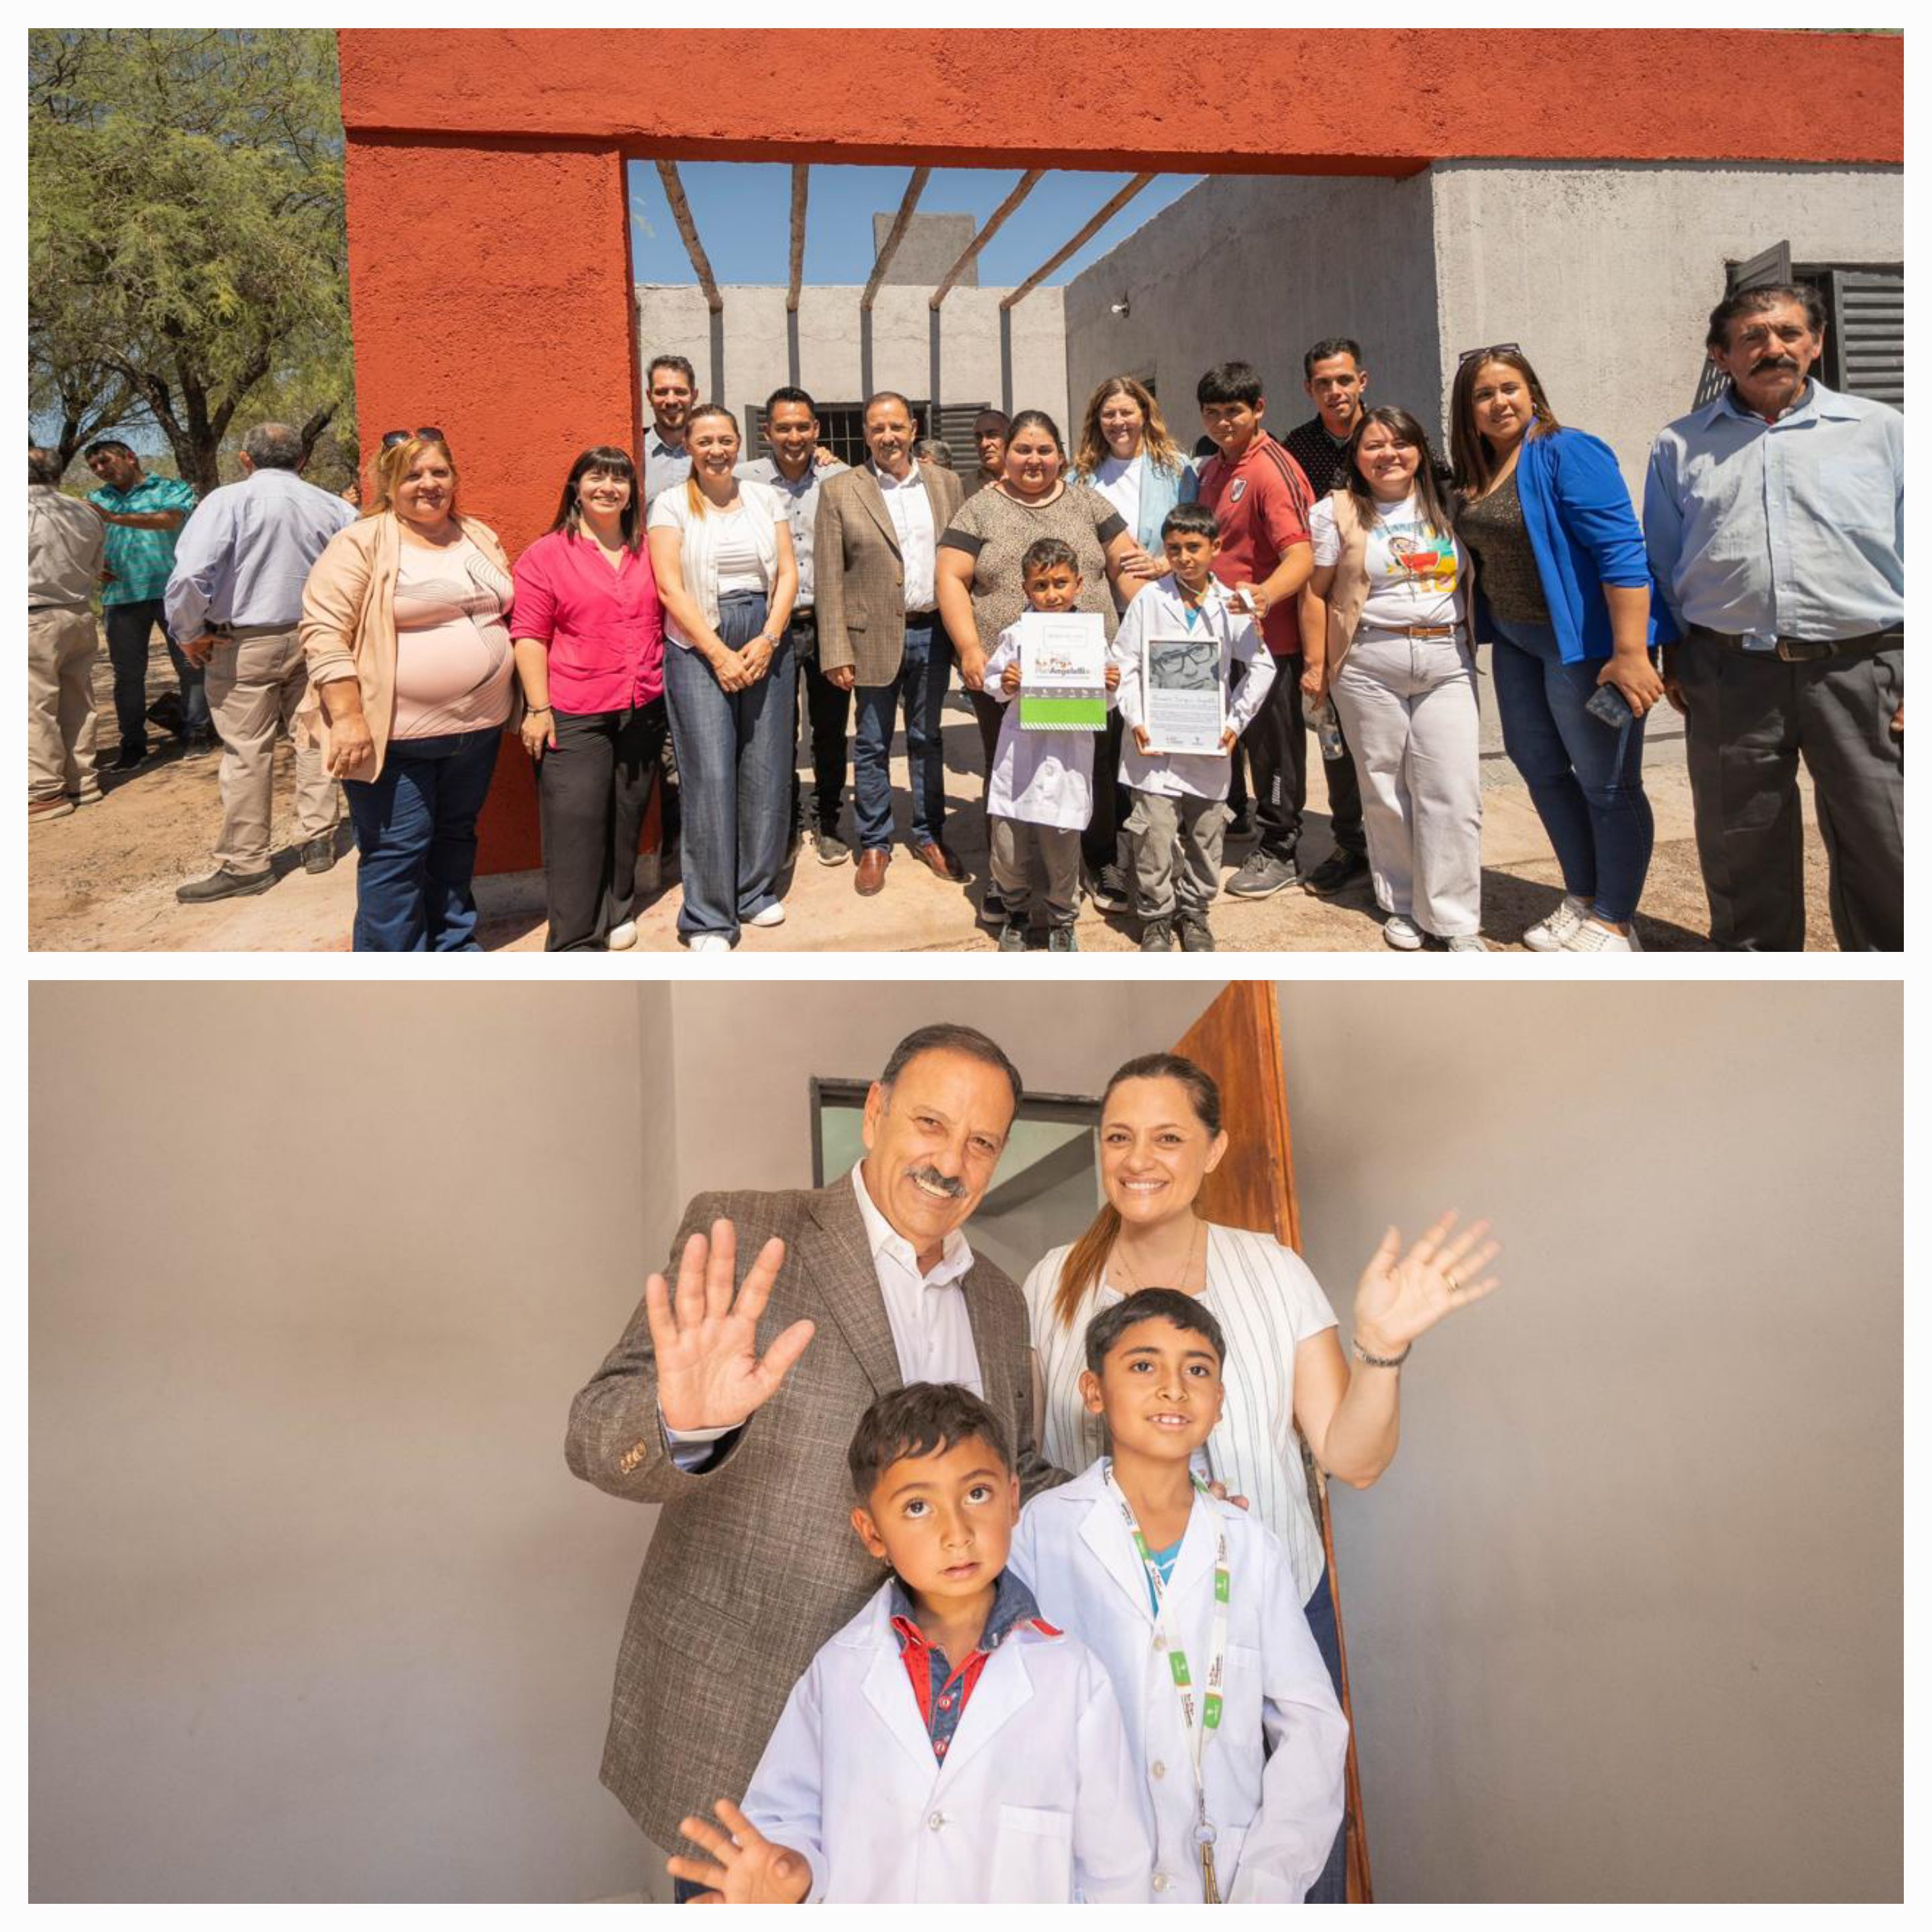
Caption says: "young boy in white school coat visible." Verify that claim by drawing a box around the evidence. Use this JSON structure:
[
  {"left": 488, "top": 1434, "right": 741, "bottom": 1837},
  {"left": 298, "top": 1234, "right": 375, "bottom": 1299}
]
[
  {"left": 669, "top": 1383, "right": 1152, "bottom": 1904},
  {"left": 1009, "top": 1290, "right": 1348, "bottom": 1904},
  {"left": 1111, "top": 504, "right": 1277, "bottom": 954},
  {"left": 983, "top": 537, "right": 1121, "bottom": 954}
]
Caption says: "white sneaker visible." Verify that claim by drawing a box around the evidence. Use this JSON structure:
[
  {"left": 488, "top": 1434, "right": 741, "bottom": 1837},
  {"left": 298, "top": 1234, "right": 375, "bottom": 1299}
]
[
  {"left": 1383, "top": 914, "right": 1425, "bottom": 951},
  {"left": 1522, "top": 895, "right": 1589, "bottom": 952},
  {"left": 687, "top": 933, "right": 732, "bottom": 954},
  {"left": 747, "top": 902, "right": 786, "bottom": 928},
  {"left": 606, "top": 920, "right": 638, "bottom": 951},
  {"left": 1562, "top": 918, "right": 1640, "bottom": 953},
  {"left": 1442, "top": 934, "right": 1490, "bottom": 953}
]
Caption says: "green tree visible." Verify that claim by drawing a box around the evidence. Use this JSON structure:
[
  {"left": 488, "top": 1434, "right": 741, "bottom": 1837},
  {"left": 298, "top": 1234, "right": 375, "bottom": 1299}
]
[{"left": 28, "top": 28, "right": 352, "bottom": 491}]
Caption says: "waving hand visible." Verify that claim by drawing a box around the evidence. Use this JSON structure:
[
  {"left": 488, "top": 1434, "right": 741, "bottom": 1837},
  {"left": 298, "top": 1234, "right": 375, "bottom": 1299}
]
[{"left": 1352, "top": 1210, "right": 1501, "bottom": 1360}]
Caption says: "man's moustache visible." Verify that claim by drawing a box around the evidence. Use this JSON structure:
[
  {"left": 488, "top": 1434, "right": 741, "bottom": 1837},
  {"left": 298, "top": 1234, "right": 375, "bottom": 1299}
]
[
  {"left": 906, "top": 1166, "right": 966, "bottom": 1199},
  {"left": 1752, "top": 356, "right": 1799, "bottom": 374}
]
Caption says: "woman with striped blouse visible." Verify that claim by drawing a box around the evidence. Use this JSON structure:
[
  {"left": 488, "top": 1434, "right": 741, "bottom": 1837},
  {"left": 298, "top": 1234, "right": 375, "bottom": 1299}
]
[{"left": 1020, "top": 1051, "right": 1499, "bottom": 1902}]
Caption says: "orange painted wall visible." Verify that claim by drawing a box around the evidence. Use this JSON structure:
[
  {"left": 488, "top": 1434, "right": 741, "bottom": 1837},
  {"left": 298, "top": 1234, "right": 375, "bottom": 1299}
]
[{"left": 339, "top": 30, "right": 1900, "bottom": 873}]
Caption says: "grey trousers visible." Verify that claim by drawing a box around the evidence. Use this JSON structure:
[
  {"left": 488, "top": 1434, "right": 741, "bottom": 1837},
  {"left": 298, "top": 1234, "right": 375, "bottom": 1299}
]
[
  {"left": 989, "top": 816, "right": 1081, "bottom": 926},
  {"left": 1126, "top": 790, "right": 1228, "bottom": 919},
  {"left": 1678, "top": 629, "right": 1903, "bottom": 952}
]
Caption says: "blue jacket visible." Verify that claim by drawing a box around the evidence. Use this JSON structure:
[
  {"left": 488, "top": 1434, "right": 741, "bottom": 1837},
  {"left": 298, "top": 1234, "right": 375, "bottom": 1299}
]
[
  {"left": 1475, "top": 427, "right": 1677, "bottom": 661},
  {"left": 1071, "top": 453, "right": 1197, "bottom": 553}
]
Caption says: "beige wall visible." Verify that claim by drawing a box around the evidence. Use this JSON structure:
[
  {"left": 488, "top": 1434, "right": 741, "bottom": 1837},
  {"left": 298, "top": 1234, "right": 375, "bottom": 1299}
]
[{"left": 30, "top": 981, "right": 1900, "bottom": 1902}]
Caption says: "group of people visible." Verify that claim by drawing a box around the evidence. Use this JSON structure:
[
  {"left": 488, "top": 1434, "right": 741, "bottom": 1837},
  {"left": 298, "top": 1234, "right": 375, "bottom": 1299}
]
[
  {"left": 28, "top": 281, "right": 1902, "bottom": 951},
  {"left": 567, "top": 1022, "right": 1501, "bottom": 1902}
]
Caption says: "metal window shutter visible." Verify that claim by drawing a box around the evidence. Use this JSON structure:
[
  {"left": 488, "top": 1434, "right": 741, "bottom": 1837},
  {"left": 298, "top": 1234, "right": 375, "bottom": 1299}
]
[
  {"left": 936, "top": 404, "right": 990, "bottom": 474},
  {"left": 1831, "top": 269, "right": 1904, "bottom": 410},
  {"left": 1693, "top": 242, "right": 1792, "bottom": 408}
]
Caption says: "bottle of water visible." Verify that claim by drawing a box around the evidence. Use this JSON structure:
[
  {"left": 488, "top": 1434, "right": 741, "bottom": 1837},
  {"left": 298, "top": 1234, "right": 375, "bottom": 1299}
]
[{"left": 1311, "top": 698, "right": 1345, "bottom": 761}]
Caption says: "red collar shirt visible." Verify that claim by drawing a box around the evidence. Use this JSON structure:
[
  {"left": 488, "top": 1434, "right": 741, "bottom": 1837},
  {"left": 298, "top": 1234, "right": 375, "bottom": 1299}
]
[
  {"left": 1195, "top": 431, "right": 1317, "bottom": 656},
  {"left": 511, "top": 529, "right": 665, "bottom": 713}
]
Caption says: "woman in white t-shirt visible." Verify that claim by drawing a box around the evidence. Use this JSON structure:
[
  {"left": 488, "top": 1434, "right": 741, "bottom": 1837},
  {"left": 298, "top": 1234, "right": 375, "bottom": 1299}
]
[
  {"left": 1022, "top": 1049, "right": 1500, "bottom": 1902},
  {"left": 647, "top": 404, "right": 798, "bottom": 953},
  {"left": 1302, "top": 407, "right": 1484, "bottom": 952}
]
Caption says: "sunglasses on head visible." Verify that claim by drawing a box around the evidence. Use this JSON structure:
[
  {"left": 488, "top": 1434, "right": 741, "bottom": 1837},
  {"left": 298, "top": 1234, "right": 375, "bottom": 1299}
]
[
  {"left": 381, "top": 427, "right": 447, "bottom": 449},
  {"left": 1457, "top": 343, "right": 1522, "bottom": 367}
]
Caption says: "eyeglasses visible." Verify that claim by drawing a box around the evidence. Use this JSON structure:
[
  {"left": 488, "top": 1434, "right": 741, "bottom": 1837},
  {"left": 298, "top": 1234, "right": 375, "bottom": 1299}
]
[
  {"left": 1456, "top": 343, "right": 1521, "bottom": 366},
  {"left": 381, "top": 427, "right": 447, "bottom": 449}
]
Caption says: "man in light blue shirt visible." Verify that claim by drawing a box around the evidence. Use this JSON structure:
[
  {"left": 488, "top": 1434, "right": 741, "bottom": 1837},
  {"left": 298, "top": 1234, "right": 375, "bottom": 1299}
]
[
  {"left": 163, "top": 423, "right": 356, "bottom": 905},
  {"left": 642, "top": 353, "right": 697, "bottom": 506},
  {"left": 1644, "top": 284, "right": 1902, "bottom": 951}
]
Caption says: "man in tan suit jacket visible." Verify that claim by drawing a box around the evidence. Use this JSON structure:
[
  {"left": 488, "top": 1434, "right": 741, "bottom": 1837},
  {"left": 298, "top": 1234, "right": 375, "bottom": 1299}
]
[
  {"left": 566, "top": 1024, "right": 1063, "bottom": 1886},
  {"left": 813, "top": 392, "right": 968, "bottom": 897}
]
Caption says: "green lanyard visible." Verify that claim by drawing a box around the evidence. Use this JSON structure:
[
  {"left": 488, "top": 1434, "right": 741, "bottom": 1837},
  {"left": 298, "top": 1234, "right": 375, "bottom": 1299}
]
[{"left": 1104, "top": 1463, "right": 1231, "bottom": 1902}]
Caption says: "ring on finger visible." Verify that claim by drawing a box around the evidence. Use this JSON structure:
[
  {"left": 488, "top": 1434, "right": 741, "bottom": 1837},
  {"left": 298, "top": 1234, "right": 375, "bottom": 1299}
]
[{"left": 1445, "top": 1267, "right": 1460, "bottom": 1294}]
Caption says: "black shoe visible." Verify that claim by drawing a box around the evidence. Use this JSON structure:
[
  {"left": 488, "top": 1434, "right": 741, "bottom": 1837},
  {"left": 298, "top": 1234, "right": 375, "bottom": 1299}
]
[
  {"left": 175, "top": 867, "right": 274, "bottom": 904},
  {"left": 1139, "top": 918, "right": 1175, "bottom": 953},
  {"left": 1179, "top": 914, "right": 1216, "bottom": 953},
  {"left": 1303, "top": 847, "right": 1369, "bottom": 896},
  {"left": 811, "top": 825, "right": 851, "bottom": 867},
  {"left": 981, "top": 887, "right": 1006, "bottom": 923},
  {"left": 1224, "top": 809, "right": 1254, "bottom": 843},
  {"left": 998, "top": 918, "right": 1030, "bottom": 953},
  {"left": 1046, "top": 925, "right": 1080, "bottom": 953},
  {"left": 301, "top": 835, "right": 337, "bottom": 875},
  {"left": 1226, "top": 849, "right": 1301, "bottom": 898},
  {"left": 113, "top": 744, "right": 146, "bottom": 773},
  {"left": 180, "top": 731, "right": 217, "bottom": 761},
  {"left": 1086, "top": 863, "right": 1130, "bottom": 914}
]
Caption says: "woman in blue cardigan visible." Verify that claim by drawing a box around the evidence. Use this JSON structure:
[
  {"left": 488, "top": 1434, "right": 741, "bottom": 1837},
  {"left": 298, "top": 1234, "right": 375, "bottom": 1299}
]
[{"left": 1451, "top": 349, "right": 1674, "bottom": 953}]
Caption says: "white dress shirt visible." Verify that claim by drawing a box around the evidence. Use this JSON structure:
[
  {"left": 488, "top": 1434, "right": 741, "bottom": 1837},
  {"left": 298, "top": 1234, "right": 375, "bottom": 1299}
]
[{"left": 871, "top": 464, "right": 938, "bottom": 613}]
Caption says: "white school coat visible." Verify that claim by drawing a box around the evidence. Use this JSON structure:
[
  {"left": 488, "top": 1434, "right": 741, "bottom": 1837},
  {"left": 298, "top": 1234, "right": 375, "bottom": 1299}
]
[
  {"left": 740, "top": 1576, "right": 1154, "bottom": 1903},
  {"left": 983, "top": 622, "right": 1109, "bottom": 830},
  {"left": 1009, "top": 1460, "right": 1350, "bottom": 1904}
]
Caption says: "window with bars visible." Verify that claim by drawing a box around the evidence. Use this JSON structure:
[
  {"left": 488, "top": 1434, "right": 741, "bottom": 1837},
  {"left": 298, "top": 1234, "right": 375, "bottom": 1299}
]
[{"left": 745, "top": 400, "right": 994, "bottom": 470}]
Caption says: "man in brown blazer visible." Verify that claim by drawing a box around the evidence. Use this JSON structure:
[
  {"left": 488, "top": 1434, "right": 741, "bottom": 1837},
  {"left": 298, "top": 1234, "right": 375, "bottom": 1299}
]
[
  {"left": 566, "top": 1023, "right": 1063, "bottom": 1888},
  {"left": 813, "top": 392, "right": 968, "bottom": 896}
]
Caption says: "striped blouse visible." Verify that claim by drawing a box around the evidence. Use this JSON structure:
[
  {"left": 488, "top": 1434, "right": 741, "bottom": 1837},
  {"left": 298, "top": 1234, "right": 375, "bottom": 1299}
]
[{"left": 1020, "top": 1222, "right": 1338, "bottom": 1603}]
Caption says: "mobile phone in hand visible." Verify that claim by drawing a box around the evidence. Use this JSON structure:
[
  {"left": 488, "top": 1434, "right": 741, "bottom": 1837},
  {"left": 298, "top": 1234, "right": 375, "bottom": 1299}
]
[{"left": 1585, "top": 682, "right": 1635, "bottom": 729}]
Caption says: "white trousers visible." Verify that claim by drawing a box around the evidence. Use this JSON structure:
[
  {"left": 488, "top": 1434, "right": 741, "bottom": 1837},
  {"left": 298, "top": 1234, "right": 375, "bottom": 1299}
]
[{"left": 1331, "top": 630, "right": 1483, "bottom": 938}]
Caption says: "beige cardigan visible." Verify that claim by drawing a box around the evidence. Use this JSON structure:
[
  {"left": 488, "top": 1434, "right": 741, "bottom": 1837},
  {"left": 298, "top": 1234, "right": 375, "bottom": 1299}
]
[
  {"left": 297, "top": 511, "right": 517, "bottom": 782},
  {"left": 1319, "top": 486, "right": 1477, "bottom": 677}
]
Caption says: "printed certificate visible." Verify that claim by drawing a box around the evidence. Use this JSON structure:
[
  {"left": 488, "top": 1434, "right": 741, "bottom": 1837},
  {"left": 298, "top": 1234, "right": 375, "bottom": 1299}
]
[
  {"left": 1018, "top": 611, "right": 1108, "bottom": 731},
  {"left": 1142, "top": 631, "right": 1226, "bottom": 754}
]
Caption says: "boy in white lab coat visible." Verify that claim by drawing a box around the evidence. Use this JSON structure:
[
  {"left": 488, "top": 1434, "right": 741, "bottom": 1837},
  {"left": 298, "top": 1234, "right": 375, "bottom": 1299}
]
[
  {"left": 668, "top": 1383, "right": 1152, "bottom": 1904},
  {"left": 1010, "top": 1290, "right": 1349, "bottom": 1904},
  {"left": 983, "top": 537, "right": 1121, "bottom": 955},
  {"left": 1111, "top": 505, "right": 1277, "bottom": 954}
]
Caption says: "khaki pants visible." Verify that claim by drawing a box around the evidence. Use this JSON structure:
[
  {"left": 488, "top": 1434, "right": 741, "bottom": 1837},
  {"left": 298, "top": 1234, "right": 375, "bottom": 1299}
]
[
  {"left": 28, "top": 605, "right": 101, "bottom": 804},
  {"left": 989, "top": 816, "right": 1082, "bottom": 927},
  {"left": 204, "top": 625, "right": 337, "bottom": 873},
  {"left": 1127, "top": 790, "right": 1228, "bottom": 920}
]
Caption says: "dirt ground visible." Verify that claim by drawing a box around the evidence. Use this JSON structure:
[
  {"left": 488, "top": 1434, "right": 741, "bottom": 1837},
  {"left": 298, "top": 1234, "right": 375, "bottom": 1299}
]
[{"left": 28, "top": 634, "right": 1839, "bottom": 954}]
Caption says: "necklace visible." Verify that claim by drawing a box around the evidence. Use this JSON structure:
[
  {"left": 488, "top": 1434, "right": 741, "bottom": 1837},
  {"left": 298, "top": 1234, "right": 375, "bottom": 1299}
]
[{"left": 1108, "top": 1216, "right": 1206, "bottom": 1297}]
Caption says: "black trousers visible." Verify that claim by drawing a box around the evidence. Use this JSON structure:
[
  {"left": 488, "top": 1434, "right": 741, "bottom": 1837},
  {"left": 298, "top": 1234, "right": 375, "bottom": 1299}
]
[
  {"left": 1678, "top": 629, "right": 1903, "bottom": 951},
  {"left": 1239, "top": 651, "right": 1308, "bottom": 859},
  {"left": 538, "top": 698, "right": 667, "bottom": 951},
  {"left": 105, "top": 597, "right": 205, "bottom": 752},
  {"left": 787, "top": 611, "right": 852, "bottom": 833},
  {"left": 1321, "top": 705, "right": 1366, "bottom": 853},
  {"left": 1081, "top": 710, "right": 1130, "bottom": 876}
]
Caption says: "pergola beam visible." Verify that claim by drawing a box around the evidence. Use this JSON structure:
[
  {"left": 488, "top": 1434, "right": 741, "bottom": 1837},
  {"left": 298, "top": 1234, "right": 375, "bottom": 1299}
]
[
  {"left": 1000, "top": 172, "right": 1156, "bottom": 312},
  {"left": 861, "top": 166, "right": 932, "bottom": 312},
  {"left": 655, "top": 159, "right": 722, "bottom": 314},
  {"left": 786, "top": 164, "right": 809, "bottom": 313},
  {"left": 928, "top": 169, "right": 1045, "bottom": 311}
]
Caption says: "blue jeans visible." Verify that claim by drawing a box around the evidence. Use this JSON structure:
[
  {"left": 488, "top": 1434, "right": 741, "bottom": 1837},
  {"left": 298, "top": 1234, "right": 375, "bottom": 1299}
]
[
  {"left": 343, "top": 727, "right": 502, "bottom": 951},
  {"left": 104, "top": 598, "right": 209, "bottom": 751},
  {"left": 1489, "top": 616, "right": 1654, "bottom": 924},
  {"left": 852, "top": 614, "right": 950, "bottom": 850},
  {"left": 661, "top": 593, "right": 795, "bottom": 941},
  {"left": 1302, "top": 1564, "right": 1348, "bottom": 1904}
]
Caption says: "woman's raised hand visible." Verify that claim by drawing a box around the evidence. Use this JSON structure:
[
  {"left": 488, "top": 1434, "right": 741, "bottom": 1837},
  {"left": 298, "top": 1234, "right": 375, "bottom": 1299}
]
[
  {"left": 645, "top": 1220, "right": 815, "bottom": 1432},
  {"left": 668, "top": 1799, "right": 812, "bottom": 1904},
  {"left": 1352, "top": 1210, "right": 1501, "bottom": 1358}
]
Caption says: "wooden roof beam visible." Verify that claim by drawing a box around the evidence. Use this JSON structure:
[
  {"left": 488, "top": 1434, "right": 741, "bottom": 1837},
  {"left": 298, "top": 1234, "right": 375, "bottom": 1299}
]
[
  {"left": 861, "top": 166, "right": 932, "bottom": 313},
  {"left": 929, "top": 168, "right": 1045, "bottom": 311},
  {"left": 787, "top": 164, "right": 808, "bottom": 314},
  {"left": 655, "top": 158, "right": 722, "bottom": 314},
  {"left": 1000, "top": 172, "right": 1156, "bottom": 312}
]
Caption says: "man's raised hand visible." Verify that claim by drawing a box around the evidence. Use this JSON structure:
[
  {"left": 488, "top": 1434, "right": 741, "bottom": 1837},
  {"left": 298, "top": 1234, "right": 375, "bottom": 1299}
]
[
  {"left": 646, "top": 1220, "right": 815, "bottom": 1432},
  {"left": 668, "top": 1799, "right": 812, "bottom": 1904}
]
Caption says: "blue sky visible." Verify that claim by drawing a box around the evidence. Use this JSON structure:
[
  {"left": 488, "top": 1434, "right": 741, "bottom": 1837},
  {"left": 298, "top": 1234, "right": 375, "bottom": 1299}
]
[{"left": 627, "top": 162, "right": 1201, "bottom": 288}]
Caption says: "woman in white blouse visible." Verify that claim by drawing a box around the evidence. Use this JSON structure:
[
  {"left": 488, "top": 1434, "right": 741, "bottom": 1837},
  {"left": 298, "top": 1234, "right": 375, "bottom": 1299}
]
[
  {"left": 1022, "top": 1050, "right": 1499, "bottom": 1902},
  {"left": 647, "top": 403, "right": 799, "bottom": 953}
]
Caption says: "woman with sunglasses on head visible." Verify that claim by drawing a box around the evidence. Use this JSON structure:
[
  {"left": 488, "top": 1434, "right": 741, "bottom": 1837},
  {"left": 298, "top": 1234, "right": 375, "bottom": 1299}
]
[
  {"left": 512, "top": 447, "right": 666, "bottom": 951},
  {"left": 1450, "top": 347, "right": 1674, "bottom": 953},
  {"left": 1301, "top": 408, "right": 1484, "bottom": 951},
  {"left": 300, "top": 429, "right": 518, "bottom": 951},
  {"left": 646, "top": 403, "right": 799, "bottom": 953}
]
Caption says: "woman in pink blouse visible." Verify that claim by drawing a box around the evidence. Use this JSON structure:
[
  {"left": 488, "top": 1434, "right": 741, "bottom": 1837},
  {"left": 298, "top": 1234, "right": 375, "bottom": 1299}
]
[{"left": 512, "top": 447, "right": 667, "bottom": 951}]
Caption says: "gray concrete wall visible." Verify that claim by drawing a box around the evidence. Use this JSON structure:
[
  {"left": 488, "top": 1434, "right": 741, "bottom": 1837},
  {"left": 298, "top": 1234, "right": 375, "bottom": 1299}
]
[
  {"left": 872, "top": 210, "right": 977, "bottom": 286},
  {"left": 637, "top": 282, "right": 1066, "bottom": 439},
  {"left": 1429, "top": 161, "right": 1905, "bottom": 498},
  {"left": 1064, "top": 173, "right": 1442, "bottom": 458}
]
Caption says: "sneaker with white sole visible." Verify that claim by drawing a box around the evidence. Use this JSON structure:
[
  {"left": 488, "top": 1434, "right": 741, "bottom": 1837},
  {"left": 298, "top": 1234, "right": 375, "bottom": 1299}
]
[
  {"left": 747, "top": 902, "right": 786, "bottom": 928},
  {"left": 687, "top": 933, "right": 732, "bottom": 953},
  {"left": 1442, "top": 934, "right": 1490, "bottom": 953},
  {"left": 1522, "top": 895, "right": 1589, "bottom": 952},
  {"left": 1562, "top": 918, "right": 1640, "bottom": 953},
  {"left": 606, "top": 920, "right": 638, "bottom": 951},
  {"left": 1383, "top": 914, "right": 1425, "bottom": 951}
]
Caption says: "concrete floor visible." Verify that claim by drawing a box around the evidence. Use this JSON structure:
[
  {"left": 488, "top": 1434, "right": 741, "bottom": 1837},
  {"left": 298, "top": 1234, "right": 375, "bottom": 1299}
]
[{"left": 28, "top": 641, "right": 1837, "bottom": 954}]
